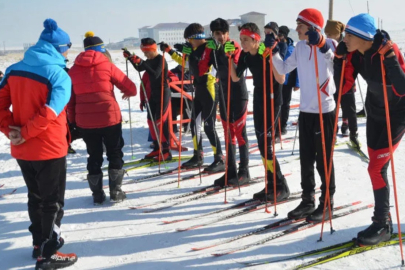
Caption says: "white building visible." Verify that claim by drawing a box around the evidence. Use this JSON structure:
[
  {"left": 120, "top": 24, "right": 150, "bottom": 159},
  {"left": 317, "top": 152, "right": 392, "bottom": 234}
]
[{"left": 139, "top": 22, "right": 189, "bottom": 45}]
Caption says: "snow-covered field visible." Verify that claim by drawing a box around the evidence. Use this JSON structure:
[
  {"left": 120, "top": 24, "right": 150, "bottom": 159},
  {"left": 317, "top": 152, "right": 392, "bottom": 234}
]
[{"left": 1, "top": 33, "right": 405, "bottom": 270}]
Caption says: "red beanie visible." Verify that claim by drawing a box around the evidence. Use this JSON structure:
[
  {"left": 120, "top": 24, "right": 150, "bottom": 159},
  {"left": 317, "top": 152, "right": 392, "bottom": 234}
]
[{"left": 297, "top": 8, "right": 324, "bottom": 31}]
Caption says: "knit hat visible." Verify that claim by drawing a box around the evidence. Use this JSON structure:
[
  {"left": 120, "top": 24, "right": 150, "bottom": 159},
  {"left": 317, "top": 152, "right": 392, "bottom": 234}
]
[
  {"left": 297, "top": 8, "right": 324, "bottom": 31},
  {"left": 264, "top": 22, "right": 279, "bottom": 35},
  {"left": 278, "top": 26, "right": 290, "bottom": 37},
  {"left": 345, "top": 13, "right": 377, "bottom": 41},
  {"left": 39, "top": 19, "right": 71, "bottom": 53},
  {"left": 325, "top": 20, "right": 345, "bottom": 36},
  {"left": 83, "top": 31, "right": 106, "bottom": 52}
]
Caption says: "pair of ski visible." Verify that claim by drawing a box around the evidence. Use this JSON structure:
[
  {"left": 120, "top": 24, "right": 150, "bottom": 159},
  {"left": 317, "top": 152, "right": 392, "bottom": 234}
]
[
  {"left": 0, "top": 188, "right": 17, "bottom": 198},
  {"left": 242, "top": 233, "right": 404, "bottom": 269},
  {"left": 207, "top": 202, "right": 374, "bottom": 256}
]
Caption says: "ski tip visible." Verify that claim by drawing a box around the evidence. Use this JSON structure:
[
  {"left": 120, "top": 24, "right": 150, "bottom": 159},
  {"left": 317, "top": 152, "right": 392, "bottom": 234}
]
[
  {"left": 176, "top": 228, "right": 187, "bottom": 232},
  {"left": 212, "top": 253, "right": 225, "bottom": 257},
  {"left": 163, "top": 220, "right": 183, "bottom": 224},
  {"left": 352, "top": 201, "right": 362, "bottom": 205},
  {"left": 191, "top": 247, "right": 203, "bottom": 251}
]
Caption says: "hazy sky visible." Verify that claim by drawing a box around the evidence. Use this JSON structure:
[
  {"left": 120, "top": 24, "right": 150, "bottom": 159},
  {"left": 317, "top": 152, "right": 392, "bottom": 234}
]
[{"left": 1, "top": 0, "right": 404, "bottom": 47}]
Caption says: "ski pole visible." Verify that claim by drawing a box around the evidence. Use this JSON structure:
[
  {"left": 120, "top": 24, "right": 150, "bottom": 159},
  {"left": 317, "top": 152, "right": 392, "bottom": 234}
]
[
  {"left": 312, "top": 46, "right": 334, "bottom": 240},
  {"left": 125, "top": 60, "right": 135, "bottom": 159},
  {"left": 177, "top": 54, "right": 186, "bottom": 188},
  {"left": 291, "top": 122, "right": 299, "bottom": 155},
  {"left": 319, "top": 57, "right": 346, "bottom": 240},
  {"left": 158, "top": 51, "right": 166, "bottom": 173},
  {"left": 380, "top": 53, "right": 404, "bottom": 265},
  {"left": 262, "top": 52, "right": 271, "bottom": 214},
  {"left": 357, "top": 77, "right": 367, "bottom": 117},
  {"left": 269, "top": 49, "right": 278, "bottom": 216}
]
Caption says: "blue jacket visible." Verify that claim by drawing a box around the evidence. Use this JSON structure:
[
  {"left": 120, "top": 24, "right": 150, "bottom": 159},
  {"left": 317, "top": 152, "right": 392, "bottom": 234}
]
[{"left": 281, "top": 37, "right": 300, "bottom": 88}]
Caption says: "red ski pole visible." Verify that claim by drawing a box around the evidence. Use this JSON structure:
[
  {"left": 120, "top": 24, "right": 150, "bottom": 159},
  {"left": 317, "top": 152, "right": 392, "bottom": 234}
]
[
  {"left": 380, "top": 54, "right": 404, "bottom": 265},
  {"left": 177, "top": 54, "right": 187, "bottom": 188},
  {"left": 319, "top": 57, "right": 346, "bottom": 240},
  {"left": 313, "top": 46, "right": 334, "bottom": 241},
  {"left": 158, "top": 52, "right": 166, "bottom": 173},
  {"left": 269, "top": 50, "right": 278, "bottom": 216},
  {"left": 262, "top": 52, "right": 271, "bottom": 214},
  {"left": 223, "top": 55, "right": 233, "bottom": 203}
]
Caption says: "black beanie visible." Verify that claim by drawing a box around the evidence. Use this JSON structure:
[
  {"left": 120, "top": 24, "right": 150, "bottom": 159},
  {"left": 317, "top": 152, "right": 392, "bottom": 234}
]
[
  {"left": 264, "top": 22, "right": 279, "bottom": 35},
  {"left": 83, "top": 31, "right": 105, "bottom": 52},
  {"left": 279, "top": 26, "right": 290, "bottom": 37}
]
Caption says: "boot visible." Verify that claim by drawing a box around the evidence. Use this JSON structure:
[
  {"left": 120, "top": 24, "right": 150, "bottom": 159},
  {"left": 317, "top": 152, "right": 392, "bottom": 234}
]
[
  {"left": 356, "top": 215, "right": 393, "bottom": 246},
  {"left": 108, "top": 169, "right": 126, "bottom": 202},
  {"left": 306, "top": 197, "right": 334, "bottom": 223},
  {"left": 341, "top": 119, "right": 349, "bottom": 137},
  {"left": 181, "top": 150, "right": 203, "bottom": 169},
  {"left": 356, "top": 108, "right": 366, "bottom": 118},
  {"left": 145, "top": 141, "right": 159, "bottom": 159},
  {"left": 203, "top": 154, "right": 225, "bottom": 173},
  {"left": 350, "top": 132, "right": 361, "bottom": 150},
  {"left": 253, "top": 173, "right": 290, "bottom": 202},
  {"left": 213, "top": 167, "right": 237, "bottom": 188},
  {"left": 287, "top": 193, "right": 316, "bottom": 219},
  {"left": 33, "top": 237, "right": 64, "bottom": 259},
  {"left": 153, "top": 143, "right": 172, "bottom": 162},
  {"left": 87, "top": 173, "right": 106, "bottom": 205},
  {"left": 281, "top": 126, "right": 287, "bottom": 135},
  {"left": 35, "top": 251, "right": 78, "bottom": 270},
  {"left": 236, "top": 165, "right": 251, "bottom": 185}
]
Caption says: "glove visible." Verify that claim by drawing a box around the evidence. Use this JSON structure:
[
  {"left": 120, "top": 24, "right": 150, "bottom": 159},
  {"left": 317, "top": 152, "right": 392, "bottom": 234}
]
[
  {"left": 335, "top": 41, "right": 348, "bottom": 58},
  {"left": 306, "top": 27, "right": 330, "bottom": 53},
  {"left": 159, "top": 42, "right": 172, "bottom": 53},
  {"left": 224, "top": 41, "right": 236, "bottom": 55},
  {"left": 140, "top": 101, "right": 145, "bottom": 112},
  {"left": 122, "top": 48, "right": 132, "bottom": 59},
  {"left": 206, "top": 39, "right": 221, "bottom": 50},
  {"left": 372, "top": 30, "right": 394, "bottom": 57},
  {"left": 174, "top": 42, "right": 192, "bottom": 55},
  {"left": 129, "top": 54, "right": 142, "bottom": 64},
  {"left": 258, "top": 43, "right": 272, "bottom": 58}
]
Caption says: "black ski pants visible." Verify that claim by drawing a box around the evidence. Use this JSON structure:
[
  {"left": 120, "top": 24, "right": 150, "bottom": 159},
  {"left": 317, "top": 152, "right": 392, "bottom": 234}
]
[{"left": 334, "top": 88, "right": 358, "bottom": 134}]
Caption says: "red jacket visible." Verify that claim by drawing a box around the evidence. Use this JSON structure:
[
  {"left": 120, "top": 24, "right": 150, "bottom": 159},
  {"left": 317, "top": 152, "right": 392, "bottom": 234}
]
[{"left": 68, "top": 50, "right": 136, "bottom": 129}]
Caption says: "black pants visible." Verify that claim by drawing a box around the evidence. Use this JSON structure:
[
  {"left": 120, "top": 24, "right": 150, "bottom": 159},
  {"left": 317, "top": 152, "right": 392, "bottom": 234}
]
[
  {"left": 253, "top": 93, "right": 284, "bottom": 182},
  {"left": 334, "top": 89, "right": 357, "bottom": 134},
  {"left": 299, "top": 111, "right": 336, "bottom": 200},
  {"left": 17, "top": 157, "right": 66, "bottom": 257},
  {"left": 281, "top": 84, "right": 293, "bottom": 129},
  {"left": 79, "top": 123, "right": 124, "bottom": 175},
  {"left": 367, "top": 116, "right": 405, "bottom": 219},
  {"left": 191, "top": 84, "right": 222, "bottom": 155}
]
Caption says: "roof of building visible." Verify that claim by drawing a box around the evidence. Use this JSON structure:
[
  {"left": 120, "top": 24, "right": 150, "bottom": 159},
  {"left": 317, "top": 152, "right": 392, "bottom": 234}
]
[
  {"left": 240, "top": 11, "right": 266, "bottom": 16},
  {"left": 139, "top": 25, "right": 152, "bottom": 29},
  {"left": 153, "top": 22, "right": 189, "bottom": 29}
]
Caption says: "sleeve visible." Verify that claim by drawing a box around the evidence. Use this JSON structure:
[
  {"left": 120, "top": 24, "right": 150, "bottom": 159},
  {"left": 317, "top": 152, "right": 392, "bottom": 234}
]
[
  {"left": 334, "top": 52, "right": 357, "bottom": 96},
  {"left": 295, "top": 69, "right": 300, "bottom": 88},
  {"left": 67, "top": 87, "right": 76, "bottom": 124},
  {"left": 235, "top": 51, "right": 248, "bottom": 78},
  {"left": 0, "top": 74, "right": 15, "bottom": 137},
  {"left": 110, "top": 63, "right": 137, "bottom": 96},
  {"left": 272, "top": 47, "right": 298, "bottom": 75},
  {"left": 169, "top": 50, "right": 189, "bottom": 68},
  {"left": 322, "top": 39, "right": 336, "bottom": 61},
  {"left": 383, "top": 43, "right": 405, "bottom": 97},
  {"left": 138, "top": 55, "right": 166, "bottom": 81},
  {"left": 20, "top": 69, "right": 71, "bottom": 141}
]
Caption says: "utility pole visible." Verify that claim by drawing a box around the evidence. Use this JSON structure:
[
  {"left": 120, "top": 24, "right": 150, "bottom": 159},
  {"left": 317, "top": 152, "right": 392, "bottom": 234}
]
[
  {"left": 3, "top": 41, "right": 5, "bottom": 54},
  {"left": 367, "top": 1, "right": 370, "bottom": 13},
  {"left": 329, "top": 0, "right": 334, "bottom": 20}
]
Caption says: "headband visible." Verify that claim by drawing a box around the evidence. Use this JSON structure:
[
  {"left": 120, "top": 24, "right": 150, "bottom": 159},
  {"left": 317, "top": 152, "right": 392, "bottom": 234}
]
[
  {"left": 140, "top": 43, "right": 157, "bottom": 52},
  {"left": 187, "top": 33, "right": 206, "bottom": 39},
  {"left": 240, "top": 29, "right": 261, "bottom": 41}
]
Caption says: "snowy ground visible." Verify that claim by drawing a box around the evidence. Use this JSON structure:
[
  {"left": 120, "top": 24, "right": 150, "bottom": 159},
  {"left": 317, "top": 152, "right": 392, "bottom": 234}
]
[{"left": 1, "top": 41, "right": 405, "bottom": 270}]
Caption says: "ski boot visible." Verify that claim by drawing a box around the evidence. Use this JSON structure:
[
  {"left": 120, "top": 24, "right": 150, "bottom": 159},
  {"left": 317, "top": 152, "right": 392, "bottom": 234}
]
[
  {"left": 288, "top": 193, "right": 316, "bottom": 219},
  {"left": 108, "top": 169, "right": 126, "bottom": 202},
  {"left": 356, "top": 109, "right": 366, "bottom": 118},
  {"left": 341, "top": 119, "right": 349, "bottom": 137},
  {"left": 33, "top": 237, "right": 65, "bottom": 259},
  {"left": 87, "top": 173, "right": 106, "bottom": 205},
  {"left": 35, "top": 251, "right": 78, "bottom": 270},
  {"left": 306, "top": 197, "right": 334, "bottom": 223},
  {"left": 213, "top": 167, "right": 237, "bottom": 188},
  {"left": 181, "top": 150, "right": 203, "bottom": 169},
  {"left": 356, "top": 215, "right": 393, "bottom": 246},
  {"left": 153, "top": 143, "right": 172, "bottom": 162},
  {"left": 145, "top": 141, "right": 159, "bottom": 159},
  {"left": 253, "top": 174, "right": 290, "bottom": 202},
  {"left": 350, "top": 132, "right": 361, "bottom": 151},
  {"left": 203, "top": 154, "right": 225, "bottom": 173}
]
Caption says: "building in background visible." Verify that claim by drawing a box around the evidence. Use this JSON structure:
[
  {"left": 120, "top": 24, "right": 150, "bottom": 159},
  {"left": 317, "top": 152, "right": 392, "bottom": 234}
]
[
  {"left": 106, "top": 37, "right": 140, "bottom": 50},
  {"left": 139, "top": 23, "right": 189, "bottom": 45}
]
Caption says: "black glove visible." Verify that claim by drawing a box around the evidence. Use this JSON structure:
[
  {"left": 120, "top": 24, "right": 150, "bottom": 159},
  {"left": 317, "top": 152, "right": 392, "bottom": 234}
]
[
  {"left": 174, "top": 42, "right": 192, "bottom": 55},
  {"left": 306, "top": 27, "right": 330, "bottom": 54},
  {"left": 158, "top": 42, "right": 172, "bottom": 53},
  {"left": 264, "top": 33, "right": 279, "bottom": 54},
  {"left": 372, "top": 30, "right": 394, "bottom": 57},
  {"left": 335, "top": 41, "right": 348, "bottom": 58}
]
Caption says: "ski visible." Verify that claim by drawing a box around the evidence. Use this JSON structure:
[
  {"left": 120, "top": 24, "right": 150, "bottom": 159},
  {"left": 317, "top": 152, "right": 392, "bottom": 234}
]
[
  {"left": 211, "top": 203, "right": 374, "bottom": 257},
  {"left": 191, "top": 200, "right": 358, "bottom": 250},
  {"left": 0, "top": 188, "right": 17, "bottom": 198},
  {"left": 346, "top": 142, "right": 369, "bottom": 162},
  {"left": 0, "top": 184, "right": 4, "bottom": 188},
  {"left": 141, "top": 177, "right": 265, "bottom": 213},
  {"left": 293, "top": 233, "right": 404, "bottom": 270}
]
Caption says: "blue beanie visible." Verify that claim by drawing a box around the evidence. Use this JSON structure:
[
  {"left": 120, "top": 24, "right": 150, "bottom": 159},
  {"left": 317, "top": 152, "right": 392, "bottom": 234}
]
[
  {"left": 345, "top": 13, "right": 377, "bottom": 41},
  {"left": 39, "top": 19, "right": 71, "bottom": 53}
]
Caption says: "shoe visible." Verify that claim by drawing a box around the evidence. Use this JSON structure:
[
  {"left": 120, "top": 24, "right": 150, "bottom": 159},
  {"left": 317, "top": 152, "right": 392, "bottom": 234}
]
[
  {"left": 145, "top": 141, "right": 159, "bottom": 159},
  {"left": 32, "top": 237, "right": 65, "bottom": 259},
  {"left": 281, "top": 126, "right": 287, "bottom": 135},
  {"left": 213, "top": 170, "right": 236, "bottom": 187},
  {"left": 350, "top": 132, "right": 361, "bottom": 150},
  {"left": 306, "top": 199, "right": 334, "bottom": 223},
  {"left": 253, "top": 174, "right": 290, "bottom": 202},
  {"left": 87, "top": 174, "right": 106, "bottom": 205},
  {"left": 356, "top": 216, "right": 393, "bottom": 246},
  {"left": 108, "top": 169, "right": 126, "bottom": 202},
  {"left": 203, "top": 154, "right": 225, "bottom": 173},
  {"left": 153, "top": 151, "right": 172, "bottom": 162},
  {"left": 236, "top": 166, "right": 251, "bottom": 185},
  {"left": 35, "top": 251, "right": 78, "bottom": 270},
  {"left": 341, "top": 120, "right": 349, "bottom": 137},
  {"left": 149, "top": 142, "right": 156, "bottom": 149},
  {"left": 356, "top": 109, "right": 366, "bottom": 118},
  {"left": 181, "top": 150, "right": 203, "bottom": 169},
  {"left": 67, "top": 145, "right": 76, "bottom": 154},
  {"left": 287, "top": 194, "right": 315, "bottom": 219}
]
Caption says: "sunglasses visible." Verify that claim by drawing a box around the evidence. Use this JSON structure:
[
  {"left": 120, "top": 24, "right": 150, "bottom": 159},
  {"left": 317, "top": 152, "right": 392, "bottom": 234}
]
[{"left": 59, "top": 42, "right": 72, "bottom": 49}]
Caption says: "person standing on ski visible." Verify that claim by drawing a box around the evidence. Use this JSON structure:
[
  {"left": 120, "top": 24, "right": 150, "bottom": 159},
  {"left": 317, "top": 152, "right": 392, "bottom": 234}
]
[
  {"left": 325, "top": 20, "right": 359, "bottom": 148},
  {"left": 69, "top": 32, "right": 136, "bottom": 204},
  {"left": 225, "top": 22, "right": 291, "bottom": 202},
  {"left": 201, "top": 18, "right": 251, "bottom": 187},
  {"left": 269, "top": 9, "right": 338, "bottom": 222},
  {"left": 159, "top": 23, "right": 225, "bottom": 173},
  {"left": 0, "top": 18, "right": 77, "bottom": 269},
  {"left": 277, "top": 25, "right": 300, "bottom": 135},
  {"left": 334, "top": 13, "right": 405, "bottom": 246},
  {"left": 123, "top": 38, "right": 172, "bottom": 162}
]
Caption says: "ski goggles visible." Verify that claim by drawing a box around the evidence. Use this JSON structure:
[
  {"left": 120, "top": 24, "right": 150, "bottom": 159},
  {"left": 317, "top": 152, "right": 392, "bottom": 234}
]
[{"left": 59, "top": 42, "right": 72, "bottom": 49}]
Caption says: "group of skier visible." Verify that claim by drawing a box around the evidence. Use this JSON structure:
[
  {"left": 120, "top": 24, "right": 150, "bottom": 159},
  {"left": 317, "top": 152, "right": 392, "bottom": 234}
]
[{"left": 1, "top": 6, "right": 405, "bottom": 270}]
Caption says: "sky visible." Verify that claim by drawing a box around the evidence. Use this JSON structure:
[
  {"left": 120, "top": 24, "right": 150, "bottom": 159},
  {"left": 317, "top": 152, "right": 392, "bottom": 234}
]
[{"left": 1, "top": 0, "right": 405, "bottom": 48}]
